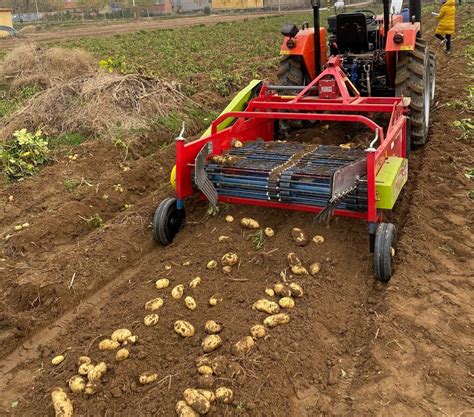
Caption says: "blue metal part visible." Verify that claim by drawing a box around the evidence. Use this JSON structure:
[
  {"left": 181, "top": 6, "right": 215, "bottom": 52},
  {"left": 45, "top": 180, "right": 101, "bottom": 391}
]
[
  {"left": 176, "top": 199, "right": 184, "bottom": 210},
  {"left": 350, "top": 61, "right": 359, "bottom": 84}
]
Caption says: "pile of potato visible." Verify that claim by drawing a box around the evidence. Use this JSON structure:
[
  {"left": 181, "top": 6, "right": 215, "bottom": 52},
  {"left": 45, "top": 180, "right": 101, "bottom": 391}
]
[{"left": 176, "top": 386, "right": 234, "bottom": 416}]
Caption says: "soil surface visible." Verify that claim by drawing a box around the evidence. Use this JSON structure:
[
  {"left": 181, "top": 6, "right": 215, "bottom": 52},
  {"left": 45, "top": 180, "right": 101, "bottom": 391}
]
[{"left": 0, "top": 9, "right": 473, "bottom": 417}]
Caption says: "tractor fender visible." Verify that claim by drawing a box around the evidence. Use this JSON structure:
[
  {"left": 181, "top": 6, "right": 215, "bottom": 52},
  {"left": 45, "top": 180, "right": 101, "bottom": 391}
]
[
  {"left": 385, "top": 22, "right": 421, "bottom": 52},
  {"left": 280, "top": 28, "right": 327, "bottom": 80}
]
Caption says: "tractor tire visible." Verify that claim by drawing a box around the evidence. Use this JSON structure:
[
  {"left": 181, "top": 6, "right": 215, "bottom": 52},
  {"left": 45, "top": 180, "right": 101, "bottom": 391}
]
[
  {"left": 277, "top": 55, "right": 306, "bottom": 131},
  {"left": 395, "top": 40, "right": 431, "bottom": 146}
]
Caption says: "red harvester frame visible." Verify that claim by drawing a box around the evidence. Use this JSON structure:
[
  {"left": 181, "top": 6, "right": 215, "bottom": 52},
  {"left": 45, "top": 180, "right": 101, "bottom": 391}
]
[{"left": 174, "top": 57, "right": 408, "bottom": 225}]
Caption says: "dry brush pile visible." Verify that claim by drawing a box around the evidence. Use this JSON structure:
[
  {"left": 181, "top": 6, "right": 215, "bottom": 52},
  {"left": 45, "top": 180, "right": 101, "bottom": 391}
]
[{"left": 0, "top": 45, "right": 199, "bottom": 140}]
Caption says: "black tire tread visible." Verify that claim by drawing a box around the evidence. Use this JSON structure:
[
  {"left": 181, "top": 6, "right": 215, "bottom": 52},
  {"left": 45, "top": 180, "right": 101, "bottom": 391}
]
[
  {"left": 374, "top": 222, "right": 397, "bottom": 282},
  {"left": 153, "top": 197, "right": 184, "bottom": 246}
]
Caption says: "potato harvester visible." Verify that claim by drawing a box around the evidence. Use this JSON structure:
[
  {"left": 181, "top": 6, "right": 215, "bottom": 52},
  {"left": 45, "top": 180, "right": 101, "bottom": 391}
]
[{"left": 153, "top": 0, "right": 435, "bottom": 282}]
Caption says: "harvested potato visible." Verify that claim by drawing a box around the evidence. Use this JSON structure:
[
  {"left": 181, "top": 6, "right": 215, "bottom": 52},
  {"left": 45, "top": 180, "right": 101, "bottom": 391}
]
[
  {"left": 250, "top": 324, "right": 267, "bottom": 339},
  {"left": 197, "top": 389, "right": 216, "bottom": 403},
  {"left": 197, "top": 365, "right": 214, "bottom": 375},
  {"left": 183, "top": 260, "right": 191, "bottom": 267},
  {"left": 172, "top": 284, "right": 185, "bottom": 299},
  {"left": 291, "top": 265, "right": 309, "bottom": 275},
  {"left": 202, "top": 334, "right": 222, "bottom": 353},
  {"left": 139, "top": 372, "right": 158, "bottom": 385},
  {"left": 197, "top": 375, "right": 215, "bottom": 389},
  {"left": 204, "top": 320, "right": 223, "bottom": 334},
  {"left": 189, "top": 277, "right": 201, "bottom": 288},
  {"left": 240, "top": 217, "right": 260, "bottom": 229},
  {"left": 84, "top": 381, "right": 101, "bottom": 396},
  {"left": 144, "top": 314, "right": 160, "bottom": 326},
  {"left": 222, "top": 265, "right": 232, "bottom": 274},
  {"left": 264, "top": 313, "right": 290, "bottom": 328},
  {"left": 185, "top": 296, "right": 197, "bottom": 311},
  {"left": 264, "top": 227, "right": 274, "bottom": 237},
  {"left": 68, "top": 375, "right": 85, "bottom": 393},
  {"left": 78, "top": 363, "right": 94, "bottom": 376},
  {"left": 206, "top": 260, "right": 217, "bottom": 270},
  {"left": 77, "top": 356, "right": 91, "bottom": 366},
  {"left": 309, "top": 262, "right": 321, "bottom": 275},
  {"left": 279, "top": 297, "right": 295, "bottom": 309},
  {"left": 291, "top": 227, "right": 308, "bottom": 246},
  {"left": 289, "top": 282, "right": 304, "bottom": 298},
  {"left": 225, "top": 215, "right": 234, "bottom": 223},
  {"left": 155, "top": 278, "right": 170, "bottom": 289},
  {"left": 287, "top": 252, "right": 302, "bottom": 267},
  {"left": 210, "top": 355, "right": 229, "bottom": 376},
  {"left": 252, "top": 299, "right": 280, "bottom": 314},
  {"left": 232, "top": 336, "right": 255, "bottom": 357},
  {"left": 98, "top": 339, "right": 120, "bottom": 351},
  {"left": 215, "top": 387, "right": 234, "bottom": 404},
  {"left": 265, "top": 288, "right": 275, "bottom": 297},
  {"left": 125, "top": 335, "right": 138, "bottom": 345},
  {"left": 233, "top": 140, "right": 243, "bottom": 148},
  {"left": 195, "top": 356, "right": 212, "bottom": 368},
  {"left": 209, "top": 294, "right": 222, "bottom": 306},
  {"left": 174, "top": 320, "right": 195, "bottom": 337},
  {"left": 144, "top": 297, "right": 164, "bottom": 311},
  {"left": 51, "top": 355, "right": 65, "bottom": 366},
  {"left": 87, "top": 364, "right": 106, "bottom": 382},
  {"left": 96, "top": 362, "right": 107, "bottom": 374},
  {"left": 274, "top": 283, "right": 285, "bottom": 295},
  {"left": 312, "top": 235, "right": 325, "bottom": 244},
  {"left": 116, "top": 348, "right": 129, "bottom": 362},
  {"left": 183, "top": 388, "right": 211, "bottom": 414},
  {"left": 111, "top": 328, "right": 132, "bottom": 343},
  {"left": 218, "top": 235, "right": 231, "bottom": 242},
  {"left": 176, "top": 400, "right": 200, "bottom": 417},
  {"left": 221, "top": 252, "right": 239, "bottom": 266},
  {"left": 51, "top": 388, "right": 73, "bottom": 417}
]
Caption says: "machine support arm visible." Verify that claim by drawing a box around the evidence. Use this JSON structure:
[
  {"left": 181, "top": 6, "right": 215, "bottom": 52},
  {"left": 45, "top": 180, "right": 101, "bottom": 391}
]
[{"left": 311, "top": 0, "right": 321, "bottom": 76}]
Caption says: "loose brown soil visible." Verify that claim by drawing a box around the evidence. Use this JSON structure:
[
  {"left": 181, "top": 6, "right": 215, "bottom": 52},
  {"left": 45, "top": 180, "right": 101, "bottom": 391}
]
[{"left": 0, "top": 10, "right": 472, "bottom": 417}]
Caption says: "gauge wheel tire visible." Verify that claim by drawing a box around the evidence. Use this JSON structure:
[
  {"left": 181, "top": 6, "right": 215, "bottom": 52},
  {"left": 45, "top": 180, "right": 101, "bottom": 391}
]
[
  {"left": 395, "top": 40, "right": 431, "bottom": 146},
  {"left": 374, "top": 222, "right": 397, "bottom": 282},
  {"left": 153, "top": 197, "right": 185, "bottom": 245}
]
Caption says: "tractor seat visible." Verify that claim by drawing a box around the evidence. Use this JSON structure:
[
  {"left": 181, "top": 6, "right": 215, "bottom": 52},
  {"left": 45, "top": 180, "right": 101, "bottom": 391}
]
[{"left": 336, "top": 13, "right": 369, "bottom": 54}]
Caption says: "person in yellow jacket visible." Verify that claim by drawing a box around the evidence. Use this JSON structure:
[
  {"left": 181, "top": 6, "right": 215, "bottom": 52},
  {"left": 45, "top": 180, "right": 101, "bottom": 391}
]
[{"left": 435, "top": 0, "right": 456, "bottom": 54}]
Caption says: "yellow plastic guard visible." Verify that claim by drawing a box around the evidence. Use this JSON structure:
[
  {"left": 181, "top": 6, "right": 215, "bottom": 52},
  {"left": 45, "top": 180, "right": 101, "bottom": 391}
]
[{"left": 375, "top": 157, "right": 408, "bottom": 209}]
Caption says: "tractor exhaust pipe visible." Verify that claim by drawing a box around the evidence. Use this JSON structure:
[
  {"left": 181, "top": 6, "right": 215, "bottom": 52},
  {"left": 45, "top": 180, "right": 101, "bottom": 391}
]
[
  {"left": 312, "top": 0, "right": 321, "bottom": 76},
  {"left": 383, "top": 0, "right": 390, "bottom": 47}
]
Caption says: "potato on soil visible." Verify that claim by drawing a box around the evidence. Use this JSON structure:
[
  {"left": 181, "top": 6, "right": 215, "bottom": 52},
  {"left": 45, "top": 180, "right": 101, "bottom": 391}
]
[
  {"left": 289, "top": 282, "right": 303, "bottom": 298},
  {"left": 250, "top": 324, "right": 267, "bottom": 339},
  {"left": 264, "top": 313, "right": 290, "bottom": 328},
  {"left": 174, "top": 320, "right": 195, "bottom": 337},
  {"left": 144, "top": 314, "right": 160, "bottom": 326},
  {"left": 225, "top": 215, "right": 234, "bottom": 223},
  {"left": 68, "top": 375, "right": 85, "bottom": 393},
  {"left": 84, "top": 380, "right": 101, "bottom": 395},
  {"left": 51, "top": 355, "right": 65, "bottom": 366},
  {"left": 77, "top": 356, "right": 91, "bottom": 366},
  {"left": 202, "top": 334, "right": 222, "bottom": 353},
  {"left": 185, "top": 296, "right": 197, "bottom": 311},
  {"left": 222, "top": 265, "right": 232, "bottom": 274},
  {"left": 210, "top": 355, "right": 229, "bottom": 376},
  {"left": 115, "top": 348, "right": 129, "bottom": 361},
  {"left": 209, "top": 294, "right": 223, "bottom": 306},
  {"left": 265, "top": 288, "right": 275, "bottom": 297},
  {"left": 95, "top": 362, "right": 107, "bottom": 374},
  {"left": 99, "top": 339, "right": 120, "bottom": 351},
  {"left": 172, "top": 284, "right": 185, "bottom": 299},
  {"left": 264, "top": 227, "right": 274, "bottom": 237},
  {"left": 312, "top": 235, "right": 325, "bottom": 244},
  {"left": 197, "top": 389, "right": 216, "bottom": 403},
  {"left": 291, "top": 264, "right": 309, "bottom": 275},
  {"left": 78, "top": 363, "right": 94, "bottom": 376},
  {"left": 195, "top": 356, "right": 212, "bottom": 368},
  {"left": 218, "top": 235, "right": 231, "bottom": 242},
  {"left": 189, "top": 277, "right": 201, "bottom": 288},
  {"left": 240, "top": 217, "right": 259, "bottom": 229},
  {"left": 139, "top": 372, "right": 158, "bottom": 385},
  {"left": 155, "top": 278, "right": 170, "bottom": 289},
  {"left": 198, "top": 365, "right": 214, "bottom": 375},
  {"left": 197, "top": 374, "right": 215, "bottom": 389},
  {"left": 51, "top": 388, "right": 73, "bottom": 417},
  {"left": 221, "top": 252, "right": 239, "bottom": 266},
  {"left": 309, "top": 262, "right": 321, "bottom": 275},
  {"left": 274, "top": 283, "right": 285, "bottom": 295},
  {"left": 215, "top": 387, "right": 234, "bottom": 404},
  {"left": 183, "top": 388, "right": 211, "bottom": 414},
  {"left": 204, "top": 320, "right": 223, "bottom": 334},
  {"left": 144, "top": 297, "right": 164, "bottom": 311},
  {"left": 87, "top": 366, "right": 105, "bottom": 382},
  {"left": 287, "top": 252, "right": 302, "bottom": 267},
  {"left": 279, "top": 297, "right": 295, "bottom": 309},
  {"left": 206, "top": 260, "right": 217, "bottom": 270},
  {"left": 176, "top": 400, "right": 200, "bottom": 417},
  {"left": 232, "top": 336, "right": 255, "bottom": 357},
  {"left": 252, "top": 299, "right": 280, "bottom": 314},
  {"left": 111, "top": 328, "right": 132, "bottom": 343},
  {"left": 125, "top": 335, "right": 138, "bottom": 345},
  {"left": 291, "top": 227, "right": 308, "bottom": 246}
]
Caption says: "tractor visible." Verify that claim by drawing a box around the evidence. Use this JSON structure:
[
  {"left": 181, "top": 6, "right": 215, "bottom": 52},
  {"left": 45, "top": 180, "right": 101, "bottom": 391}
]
[
  {"left": 278, "top": 0, "right": 435, "bottom": 146},
  {"left": 151, "top": 0, "right": 436, "bottom": 282}
]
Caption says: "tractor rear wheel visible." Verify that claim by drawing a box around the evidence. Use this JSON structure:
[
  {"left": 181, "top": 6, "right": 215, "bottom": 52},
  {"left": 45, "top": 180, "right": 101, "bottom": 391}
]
[{"left": 395, "top": 40, "right": 431, "bottom": 146}]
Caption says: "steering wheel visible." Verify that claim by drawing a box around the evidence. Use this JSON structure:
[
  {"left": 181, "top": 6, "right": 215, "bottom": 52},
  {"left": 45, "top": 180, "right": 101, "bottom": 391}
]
[{"left": 356, "top": 9, "right": 377, "bottom": 24}]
